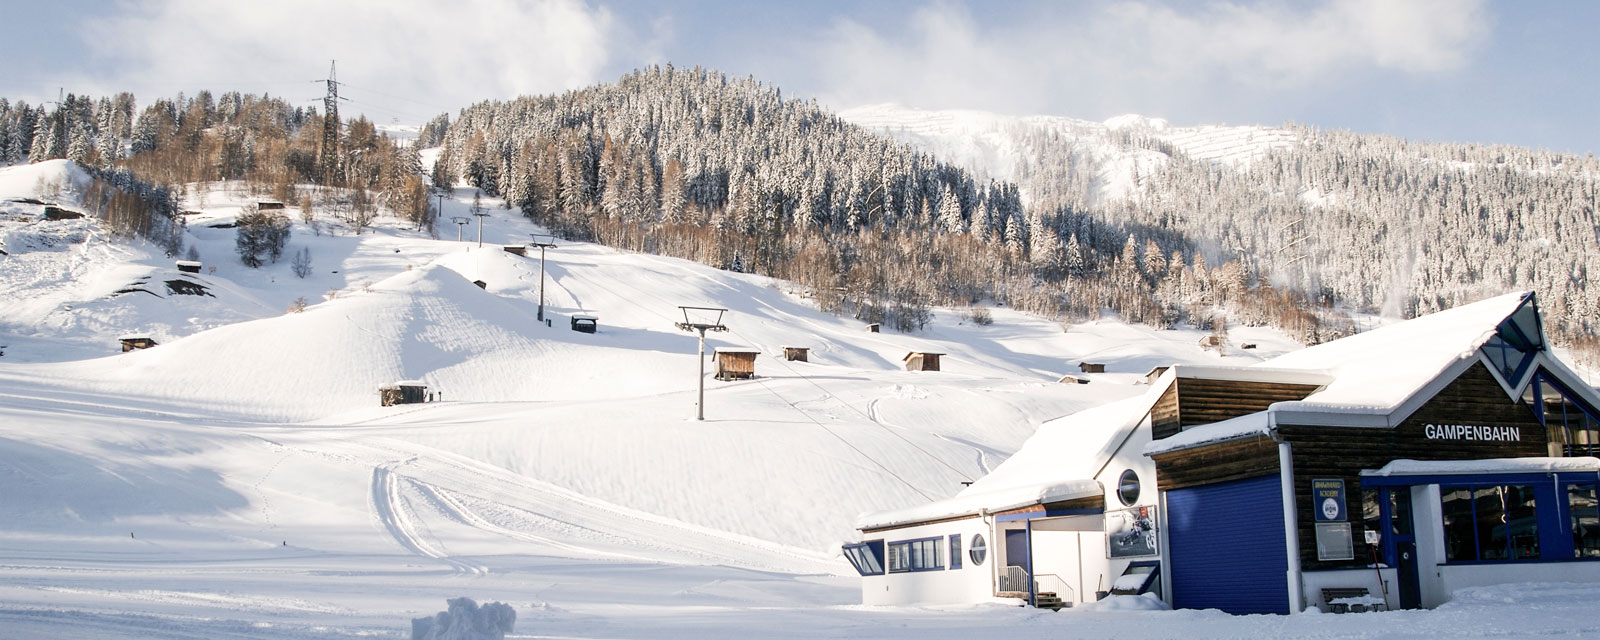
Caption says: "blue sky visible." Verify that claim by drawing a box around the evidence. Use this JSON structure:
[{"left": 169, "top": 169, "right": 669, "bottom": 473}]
[{"left": 4, "top": 0, "right": 1597, "bottom": 154}]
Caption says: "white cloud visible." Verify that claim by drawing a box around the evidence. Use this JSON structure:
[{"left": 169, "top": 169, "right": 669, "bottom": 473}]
[
  {"left": 809, "top": 0, "right": 1489, "bottom": 117},
  {"left": 77, "top": 0, "right": 618, "bottom": 121}
]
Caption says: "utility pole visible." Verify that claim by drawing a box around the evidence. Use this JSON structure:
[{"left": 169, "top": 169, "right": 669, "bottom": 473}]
[
  {"left": 451, "top": 216, "right": 470, "bottom": 242},
  {"left": 530, "top": 234, "right": 557, "bottom": 321},
  {"left": 434, "top": 191, "right": 446, "bottom": 226},
  {"left": 674, "top": 307, "right": 728, "bottom": 421},
  {"left": 474, "top": 211, "right": 490, "bottom": 247}
]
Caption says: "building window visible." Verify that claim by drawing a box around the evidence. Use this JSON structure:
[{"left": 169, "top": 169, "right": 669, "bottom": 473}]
[
  {"left": 969, "top": 534, "right": 987, "bottom": 566},
  {"left": 949, "top": 534, "right": 962, "bottom": 570},
  {"left": 1441, "top": 484, "right": 1541, "bottom": 563},
  {"left": 1118, "top": 469, "right": 1141, "bottom": 506},
  {"left": 843, "top": 540, "right": 885, "bottom": 576},
  {"left": 887, "top": 537, "right": 944, "bottom": 573},
  {"left": 1570, "top": 484, "right": 1600, "bottom": 558}
]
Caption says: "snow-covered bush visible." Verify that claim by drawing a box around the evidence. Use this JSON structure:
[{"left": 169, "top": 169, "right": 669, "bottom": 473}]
[{"left": 411, "top": 597, "right": 515, "bottom": 640}]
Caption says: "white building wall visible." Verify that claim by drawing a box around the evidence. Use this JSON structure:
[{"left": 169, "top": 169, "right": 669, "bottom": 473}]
[
  {"left": 1095, "top": 413, "right": 1165, "bottom": 603},
  {"left": 860, "top": 517, "right": 996, "bottom": 606}
]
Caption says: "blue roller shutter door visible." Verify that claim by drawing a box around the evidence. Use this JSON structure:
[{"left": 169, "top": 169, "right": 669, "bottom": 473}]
[{"left": 1167, "top": 475, "right": 1289, "bottom": 615}]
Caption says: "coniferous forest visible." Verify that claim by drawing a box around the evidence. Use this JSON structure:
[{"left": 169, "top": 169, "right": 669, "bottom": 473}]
[{"left": 3, "top": 65, "right": 1596, "bottom": 364}]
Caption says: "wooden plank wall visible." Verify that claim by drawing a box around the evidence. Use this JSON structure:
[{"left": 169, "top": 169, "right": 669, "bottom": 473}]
[
  {"left": 1280, "top": 363, "right": 1548, "bottom": 571},
  {"left": 1152, "top": 436, "right": 1282, "bottom": 491},
  {"left": 1149, "top": 378, "right": 1319, "bottom": 441}
]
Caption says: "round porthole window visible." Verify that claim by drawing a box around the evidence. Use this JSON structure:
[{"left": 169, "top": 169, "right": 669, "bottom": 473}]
[
  {"left": 969, "top": 534, "right": 987, "bottom": 566},
  {"left": 1118, "top": 469, "right": 1141, "bottom": 506}
]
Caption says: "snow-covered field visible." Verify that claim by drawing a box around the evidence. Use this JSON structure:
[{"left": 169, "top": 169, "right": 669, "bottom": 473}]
[{"left": 2, "top": 160, "right": 1594, "bottom": 638}]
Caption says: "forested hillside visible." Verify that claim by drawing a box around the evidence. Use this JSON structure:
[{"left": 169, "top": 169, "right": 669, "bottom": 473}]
[{"left": 434, "top": 66, "right": 1311, "bottom": 336}]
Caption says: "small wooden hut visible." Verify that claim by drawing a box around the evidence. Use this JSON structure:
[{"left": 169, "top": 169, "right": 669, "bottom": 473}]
[
  {"left": 714, "top": 347, "right": 759, "bottom": 381},
  {"left": 783, "top": 347, "right": 810, "bottom": 362},
  {"left": 867, "top": 323, "right": 880, "bottom": 333},
  {"left": 1079, "top": 362, "right": 1106, "bottom": 373},
  {"left": 1143, "top": 365, "right": 1171, "bottom": 385},
  {"left": 571, "top": 315, "right": 598, "bottom": 334},
  {"left": 175, "top": 260, "right": 202, "bottom": 274},
  {"left": 1057, "top": 374, "right": 1091, "bottom": 385},
  {"left": 1240, "top": 342, "right": 1257, "bottom": 350},
  {"left": 1198, "top": 335, "right": 1221, "bottom": 348},
  {"left": 257, "top": 201, "right": 286, "bottom": 210},
  {"left": 120, "top": 336, "right": 158, "bottom": 352},
  {"left": 904, "top": 351, "right": 944, "bottom": 372},
  {"left": 473, "top": 280, "right": 488, "bottom": 289},
  {"left": 380, "top": 381, "right": 428, "bottom": 407},
  {"left": 503, "top": 245, "right": 528, "bottom": 256}
]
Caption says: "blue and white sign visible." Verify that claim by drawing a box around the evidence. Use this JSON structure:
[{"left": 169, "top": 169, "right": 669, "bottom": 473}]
[{"left": 1312, "top": 478, "right": 1346, "bottom": 522}]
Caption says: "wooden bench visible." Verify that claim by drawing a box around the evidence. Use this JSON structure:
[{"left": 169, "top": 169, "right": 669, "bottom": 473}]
[{"left": 1321, "top": 587, "right": 1386, "bottom": 613}]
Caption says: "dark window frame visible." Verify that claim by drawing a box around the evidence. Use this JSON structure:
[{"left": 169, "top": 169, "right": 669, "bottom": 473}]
[
  {"left": 969, "top": 533, "right": 987, "bottom": 566},
  {"left": 887, "top": 536, "right": 946, "bottom": 573},
  {"left": 843, "top": 540, "right": 886, "bottom": 576},
  {"left": 949, "top": 534, "right": 962, "bottom": 570}
]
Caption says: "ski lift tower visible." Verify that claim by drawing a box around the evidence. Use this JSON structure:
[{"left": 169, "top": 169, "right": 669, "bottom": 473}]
[
  {"left": 529, "top": 234, "right": 558, "bottom": 322},
  {"left": 451, "top": 217, "right": 470, "bottom": 242},
  {"left": 675, "top": 306, "right": 728, "bottom": 421}
]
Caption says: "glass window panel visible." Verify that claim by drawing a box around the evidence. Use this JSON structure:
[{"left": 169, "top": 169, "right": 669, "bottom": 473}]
[
  {"left": 1505, "top": 485, "right": 1540, "bottom": 560},
  {"left": 1442, "top": 488, "right": 1477, "bottom": 562},
  {"left": 1477, "top": 486, "right": 1510, "bottom": 561},
  {"left": 1362, "top": 489, "right": 1382, "bottom": 547},
  {"left": 1390, "top": 489, "right": 1414, "bottom": 536},
  {"left": 1571, "top": 484, "right": 1600, "bottom": 558},
  {"left": 1511, "top": 304, "right": 1543, "bottom": 349},
  {"left": 949, "top": 535, "right": 962, "bottom": 570}
]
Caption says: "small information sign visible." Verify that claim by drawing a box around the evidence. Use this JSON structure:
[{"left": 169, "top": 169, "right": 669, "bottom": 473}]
[{"left": 1312, "top": 478, "right": 1347, "bottom": 522}]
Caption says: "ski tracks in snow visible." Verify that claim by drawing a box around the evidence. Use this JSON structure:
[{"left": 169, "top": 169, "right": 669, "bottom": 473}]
[{"left": 368, "top": 457, "right": 488, "bottom": 577}]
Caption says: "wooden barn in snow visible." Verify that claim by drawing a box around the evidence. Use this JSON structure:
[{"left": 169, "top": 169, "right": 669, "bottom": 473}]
[
  {"left": 379, "top": 381, "right": 428, "bottom": 406},
  {"left": 119, "top": 336, "right": 158, "bottom": 352},
  {"left": 904, "top": 351, "right": 944, "bottom": 372},
  {"left": 714, "top": 347, "right": 759, "bottom": 381},
  {"left": 783, "top": 347, "right": 810, "bottom": 362}
]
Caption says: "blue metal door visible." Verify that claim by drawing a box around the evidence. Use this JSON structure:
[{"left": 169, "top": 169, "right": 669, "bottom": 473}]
[{"left": 1167, "top": 475, "right": 1289, "bottom": 614}]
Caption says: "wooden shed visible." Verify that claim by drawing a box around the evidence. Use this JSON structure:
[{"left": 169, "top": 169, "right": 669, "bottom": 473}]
[
  {"left": 175, "top": 260, "right": 202, "bottom": 274},
  {"left": 867, "top": 323, "right": 880, "bottom": 333},
  {"left": 1144, "top": 365, "right": 1171, "bottom": 385},
  {"left": 473, "top": 280, "right": 488, "bottom": 289},
  {"left": 1198, "top": 335, "right": 1221, "bottom": 348},
  {"left": 904, "top": 351, "right": 944, "bottom": 372},
  {"left": 571, "top": 315, "right": 598, "bottom": 334},
  {"left": 119, "top": 336, "right": 158, "bottom": 352},
  {"left": 379, "top": 381, "right": 428, "bottom": 407},
  {"left": 1057, "top": 374, "right": 1091, "bottom": 384},
  {"left": 783, "top": 347, "right": 809, "bottom": 362},
  {"left": 1079, "top": 362, "right": 1106, "bottom": 373},
  {"left": 503, "top": 245, "right": 527, "bottom": 256},
  {"left": 257, "top": 201, "right": 285, "bottom": 210},
  {"left": 714, "top": 347, "right": 759, "bottom": 381}
]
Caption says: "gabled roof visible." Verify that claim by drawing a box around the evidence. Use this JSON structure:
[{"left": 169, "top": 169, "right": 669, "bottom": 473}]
[{"left": 1148, "top": 291, "right": 1600, "bottom": 455}]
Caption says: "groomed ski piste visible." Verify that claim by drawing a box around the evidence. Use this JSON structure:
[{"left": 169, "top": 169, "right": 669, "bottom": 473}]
[{"left": 3, "top": 159, "right": 1599, "bottom": 638}]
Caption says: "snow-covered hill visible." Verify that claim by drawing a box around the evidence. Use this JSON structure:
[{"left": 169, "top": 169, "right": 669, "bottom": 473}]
[
  {"left": 838, "top": 103, "right": 1296, "bottom": 203},
  {"left": 7, "top": 161, "right": 1591, "bottom": 637}
]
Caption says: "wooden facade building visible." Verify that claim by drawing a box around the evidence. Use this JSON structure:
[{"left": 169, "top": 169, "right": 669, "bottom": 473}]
[
  {"left": 903, "top": 351, "right": 943, "bottom": 372},
  {"left": 120, "top": 336, "right": 158, "bottom": 352},
  {"left": 783, "top": 347, "right": 809, "bottom": 362},
  {"left": 379, "top": 381, "right": 428, "bottom": 406},
  {"left": 570, "top": 315, "right": 598, "bottom": 333},
  {"left": 714, "top": 348, "right": 759, "bottom": 381},
  {"left": 850, "top": 292, "right": 1600, "bottom": 615}
]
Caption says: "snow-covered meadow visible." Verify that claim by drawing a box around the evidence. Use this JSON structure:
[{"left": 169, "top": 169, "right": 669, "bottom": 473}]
[{"left": 2, "top": 160, "right": 1596, "bottom": 638}]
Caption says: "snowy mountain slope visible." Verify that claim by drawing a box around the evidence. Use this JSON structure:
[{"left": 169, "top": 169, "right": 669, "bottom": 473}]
[
  {"left": 0, "top": 161, "right": 1342, "bottom": 636},
  {"left": 838, "top": 103, "right": 1296, "bottom": 203}
]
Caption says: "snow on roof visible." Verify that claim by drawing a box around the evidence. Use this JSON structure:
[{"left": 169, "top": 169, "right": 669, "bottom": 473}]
[
  {"left": 1258, "top": 292, "right": 1530, "bottom": 415},
  {"left": 858, "top": 479, "right": 1102, "bottom": 531},
  {"left": 1143, "top": 411, "right": 1272, "bottom": 456},
  {"left": 382, "top": 380, "right": 427, "bottom": 388},
  {"left": 859, "top": 391, "right": 1159, "bottom": 531},
  {"left": 571, "top": 314, "right": 597, "bottom": 320},
  {"left": 174, "top": 260, "right": 202, "bottom": 267},
  {"left": 713, "top": 347, "right": 759, "bottom": 355},
  {"left": 1362, "top": 457, "right": 1600, "bottom": 477}
]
